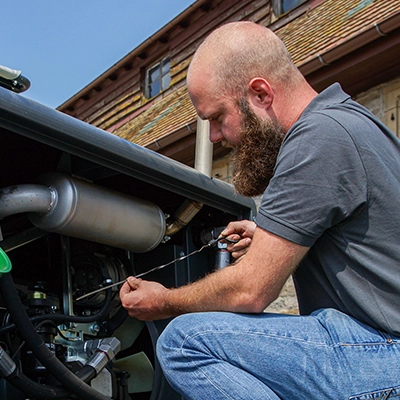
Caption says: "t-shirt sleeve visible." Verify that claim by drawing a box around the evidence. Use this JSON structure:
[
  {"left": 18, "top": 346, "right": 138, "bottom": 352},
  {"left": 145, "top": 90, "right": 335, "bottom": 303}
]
[{"left": 255, "top": 111, "right": 367, "bottom": 247}]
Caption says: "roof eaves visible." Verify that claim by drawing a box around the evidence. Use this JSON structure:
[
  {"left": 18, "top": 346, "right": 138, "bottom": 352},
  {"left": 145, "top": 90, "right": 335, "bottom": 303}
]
[
  {"left": 296, "top": 8, "right": 400, "bottom": 76},
  {"left": 57, "top": 0, "right": 209, "bottom": 111}
]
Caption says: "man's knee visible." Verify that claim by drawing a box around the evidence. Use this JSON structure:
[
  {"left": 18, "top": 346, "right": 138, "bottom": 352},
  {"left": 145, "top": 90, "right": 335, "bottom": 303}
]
[{"left": 157, "top": 313, "right": 200, "bottom": 366}]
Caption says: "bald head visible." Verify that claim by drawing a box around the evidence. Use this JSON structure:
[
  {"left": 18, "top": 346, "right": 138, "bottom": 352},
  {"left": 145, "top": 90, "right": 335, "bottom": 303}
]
[{"left": 188, "top": 21, "right": 302, "bottom": 98}]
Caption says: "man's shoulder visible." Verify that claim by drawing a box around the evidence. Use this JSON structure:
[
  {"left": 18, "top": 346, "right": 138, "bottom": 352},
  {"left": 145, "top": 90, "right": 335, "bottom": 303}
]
[{"left": 285, "top": 106, "right": 356, "bottom": 147}]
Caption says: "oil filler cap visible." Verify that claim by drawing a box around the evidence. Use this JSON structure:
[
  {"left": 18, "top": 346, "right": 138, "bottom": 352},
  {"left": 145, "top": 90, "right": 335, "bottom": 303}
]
[{"left": 0, "top": 248, "right": 12, "bottom": 276}]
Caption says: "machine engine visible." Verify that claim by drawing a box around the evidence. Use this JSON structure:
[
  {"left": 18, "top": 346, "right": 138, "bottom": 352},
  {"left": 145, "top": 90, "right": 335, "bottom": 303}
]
[{"left": 0, "top": 86, "right": 255, "bottom": 399}]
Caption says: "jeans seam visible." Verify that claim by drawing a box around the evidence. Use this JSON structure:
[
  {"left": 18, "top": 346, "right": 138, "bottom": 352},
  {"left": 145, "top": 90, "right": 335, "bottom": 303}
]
[
  {"left": 337, "top": 341, "right": 397, "bottom": 347},
  {"left": 182, "top": 329, "right": 329, "bottom": 346},
  {"left": 349, "top": 386, "right": 399, "bottom": 399},
  {"left": 178, "top": 342, "right": 242, "bottom": 400}
]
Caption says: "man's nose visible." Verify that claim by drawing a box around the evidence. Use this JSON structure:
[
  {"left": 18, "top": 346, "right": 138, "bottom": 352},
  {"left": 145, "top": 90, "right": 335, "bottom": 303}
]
[{"left": 209, "top": 121, "right": 224, "bottom": 143}]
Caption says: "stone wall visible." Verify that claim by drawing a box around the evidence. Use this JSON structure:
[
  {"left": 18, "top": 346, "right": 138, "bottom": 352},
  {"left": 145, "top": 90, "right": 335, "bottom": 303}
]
[{"left": 355, "top": 76, "right": 400, "bottom": 137}]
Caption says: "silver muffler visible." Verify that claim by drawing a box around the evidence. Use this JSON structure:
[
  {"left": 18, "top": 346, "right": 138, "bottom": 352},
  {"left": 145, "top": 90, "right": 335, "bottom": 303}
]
[{"left": 0, "top": 173, "right": 166, "bottom": 253}]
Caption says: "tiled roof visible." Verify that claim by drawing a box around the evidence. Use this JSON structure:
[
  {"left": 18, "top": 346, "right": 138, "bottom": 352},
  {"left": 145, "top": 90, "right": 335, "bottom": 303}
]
[
  {"left": 115, "top": 86, "right": 197, "bottom": 147},
  {"left": 276, "top": 0, "right": 400, "bottom": 67}
]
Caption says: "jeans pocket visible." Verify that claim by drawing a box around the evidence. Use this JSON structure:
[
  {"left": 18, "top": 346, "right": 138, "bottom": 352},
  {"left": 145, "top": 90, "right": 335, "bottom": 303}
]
[{"left": 350, "top": 385, "right": 400, "bottom": 399}]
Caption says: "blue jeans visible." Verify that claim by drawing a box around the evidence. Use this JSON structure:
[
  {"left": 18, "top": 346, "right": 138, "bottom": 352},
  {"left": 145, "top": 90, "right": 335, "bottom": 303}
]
[{"left": 156, "top": 309, "right": 400, "bottom": 399}]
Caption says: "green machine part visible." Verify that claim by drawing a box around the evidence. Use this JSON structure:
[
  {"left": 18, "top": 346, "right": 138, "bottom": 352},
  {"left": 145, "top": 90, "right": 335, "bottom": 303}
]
[{"left": 0, "top": 248, "right": 12, "bottom": 276}]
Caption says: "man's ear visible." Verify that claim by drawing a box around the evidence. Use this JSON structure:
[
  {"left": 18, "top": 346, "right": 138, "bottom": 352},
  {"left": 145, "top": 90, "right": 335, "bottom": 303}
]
[{"left": 248, "top": 78, "right": 273, "bottom": 109}]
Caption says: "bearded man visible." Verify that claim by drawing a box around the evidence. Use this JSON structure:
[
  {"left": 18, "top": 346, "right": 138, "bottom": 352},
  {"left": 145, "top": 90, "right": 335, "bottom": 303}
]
[{"left": 120, "top": 22, "right": 400, "bottom": 399}]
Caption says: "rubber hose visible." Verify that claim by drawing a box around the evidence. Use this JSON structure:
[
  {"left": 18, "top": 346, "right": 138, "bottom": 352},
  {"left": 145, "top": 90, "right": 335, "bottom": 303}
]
[
  {"left": 0, "top": 273, "right": 110, "bottom": 400},
  {"left": 4, "top": 367, "right": 70, "bottom": 399},
  {"left": 0, "top": 288, "right": 112, "bottom": 337}
]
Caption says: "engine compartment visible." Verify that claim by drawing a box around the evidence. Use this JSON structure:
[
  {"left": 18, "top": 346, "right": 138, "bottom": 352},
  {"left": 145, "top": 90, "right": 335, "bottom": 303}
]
[{"left": 0, "top": 87, "right": 255, "bottom": 399}]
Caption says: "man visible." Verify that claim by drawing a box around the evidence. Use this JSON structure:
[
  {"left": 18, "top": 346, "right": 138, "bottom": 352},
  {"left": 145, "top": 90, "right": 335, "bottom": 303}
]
[{"left": 120, "top": 22, "right": 400, "bottom": 399}]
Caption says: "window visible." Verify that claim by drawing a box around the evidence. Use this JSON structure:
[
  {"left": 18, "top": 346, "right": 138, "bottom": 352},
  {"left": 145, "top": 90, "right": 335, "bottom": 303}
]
[
  {"left": 145, "top": 57, "right": 171, "bottom": 98},
  {"left": 273, "top": 0, "right": 307, "bottom": 16}
]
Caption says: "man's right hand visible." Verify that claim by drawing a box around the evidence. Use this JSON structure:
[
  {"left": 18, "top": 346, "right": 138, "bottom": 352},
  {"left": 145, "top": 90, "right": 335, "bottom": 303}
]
[{"left": 220, "top": 220, "right": 256, "bottom": 259}]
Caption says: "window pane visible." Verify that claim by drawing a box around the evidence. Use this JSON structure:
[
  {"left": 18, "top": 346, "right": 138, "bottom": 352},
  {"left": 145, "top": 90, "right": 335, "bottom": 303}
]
[
  {"left": 161, "top": 58, "right": 170, "bottom": 75},
  {"left": 149, "top": 65, "right": 160, "bottom": 83},
  {"left": 149, "top": 81, "right": 161, "bottom": 98},
  {"left": 162, "top": 73, "right": 171, "bottom": 90},
  {"left": 145, "top": 57, "right": 171, "bottom": 98},
  {"left": 282, "top": 0, "right": 306, "bottom": 13}
]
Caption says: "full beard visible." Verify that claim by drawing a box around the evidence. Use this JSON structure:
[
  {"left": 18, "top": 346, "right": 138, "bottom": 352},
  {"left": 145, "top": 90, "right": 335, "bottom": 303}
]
[{"left": 231, "top": 98, "right": 285, "bottom": 197}]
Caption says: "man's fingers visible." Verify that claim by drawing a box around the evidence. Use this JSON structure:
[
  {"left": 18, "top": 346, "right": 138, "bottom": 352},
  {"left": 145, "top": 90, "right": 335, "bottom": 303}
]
[
  {"left": 227, "top": 237, "right": 251, "bottom": 251},
  {"left": 221, "top": 220, "right": 256, "bottom": 239},
  {"left": 221, "top": 223, "right": 242, "bottom": 237},
  {"left": 127, "top": 276, "right": 142, "bottom": 290},
  {"left": 228, "top": 237, "right": 252, "bottom": 259}
]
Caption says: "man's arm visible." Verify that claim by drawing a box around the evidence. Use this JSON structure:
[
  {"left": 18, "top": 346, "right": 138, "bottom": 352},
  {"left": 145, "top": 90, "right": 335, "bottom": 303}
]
[{"left": 119, "top": 226, "right": 309, "bottom": 321}]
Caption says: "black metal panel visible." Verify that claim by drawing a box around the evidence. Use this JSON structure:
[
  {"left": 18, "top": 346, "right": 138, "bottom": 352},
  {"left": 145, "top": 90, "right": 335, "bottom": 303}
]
[{"left": 0, "top": 87, "right": 255, "bottom": 219}]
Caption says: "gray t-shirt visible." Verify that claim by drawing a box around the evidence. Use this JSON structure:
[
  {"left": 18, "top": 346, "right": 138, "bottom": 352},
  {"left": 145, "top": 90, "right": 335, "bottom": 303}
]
[{"left": 256, "top": 83, "right": 400, "bottom": 335}]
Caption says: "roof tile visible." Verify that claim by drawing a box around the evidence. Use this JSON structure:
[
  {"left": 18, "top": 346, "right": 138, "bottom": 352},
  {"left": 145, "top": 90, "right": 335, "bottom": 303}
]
[
  {"left": 276, "top": 0, "right": 400, "bottom": 66},
  {"left": 115, "top": 86, "right": 197, "bottom": 147}
]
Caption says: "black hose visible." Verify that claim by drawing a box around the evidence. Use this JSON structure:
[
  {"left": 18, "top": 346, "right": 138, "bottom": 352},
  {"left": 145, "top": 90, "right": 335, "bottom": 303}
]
[
  {"left": 0, "top": 287, "right": 113, "bottom": 337},
  {"left": 4, "top": 366, "right": 71, "bottom": 399},
  {"left": 0, "top": 273, "right": 110, "bottom": 400}
]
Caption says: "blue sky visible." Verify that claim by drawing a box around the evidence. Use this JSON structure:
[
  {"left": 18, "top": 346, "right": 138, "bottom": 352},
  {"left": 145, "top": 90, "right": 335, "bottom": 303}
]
[{"left": 1, "top": 1, "right": 194, "bottom": 108}]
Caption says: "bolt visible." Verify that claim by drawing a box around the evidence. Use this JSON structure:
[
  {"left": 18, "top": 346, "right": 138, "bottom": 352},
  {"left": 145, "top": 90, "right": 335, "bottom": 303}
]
[
  {"left": 90, "top": 324, "right": 101, "bottom": 334},
  {"left": 163, "top": 235, "right": 171, "bottom": 243}
]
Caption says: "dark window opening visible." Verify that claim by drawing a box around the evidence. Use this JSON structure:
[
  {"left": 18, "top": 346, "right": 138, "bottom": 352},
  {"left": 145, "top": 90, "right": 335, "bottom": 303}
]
[
  {"left": 146, "top": 57, "right": 171, "bottom": 98},
  {"left": 273, "top": 0, "right": 307, "bottom": 16}
]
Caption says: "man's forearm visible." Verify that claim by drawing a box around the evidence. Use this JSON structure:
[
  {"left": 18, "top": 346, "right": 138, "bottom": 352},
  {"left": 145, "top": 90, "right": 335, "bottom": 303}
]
[
  {"left": 120, "top": 227, "right": 308, "bottom": 321},
  {"left": 163, "top": 262, "right": 269, "bottom": 316}
]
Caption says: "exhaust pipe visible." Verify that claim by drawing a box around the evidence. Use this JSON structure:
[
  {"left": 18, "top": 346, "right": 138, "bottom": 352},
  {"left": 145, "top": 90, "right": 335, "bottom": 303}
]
[
  {"left": 165, "top": 118, "right": 213, "bottom": 237},
  {"left": 0, "top": 173, "right": 166, "bottom": 253}
]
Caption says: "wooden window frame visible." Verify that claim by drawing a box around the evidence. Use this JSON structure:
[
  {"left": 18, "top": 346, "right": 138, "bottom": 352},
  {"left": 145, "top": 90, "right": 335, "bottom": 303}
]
[{"left": 145, "top": 57, "right": 171, "bottom": 99}]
